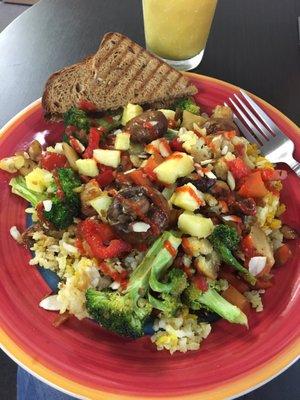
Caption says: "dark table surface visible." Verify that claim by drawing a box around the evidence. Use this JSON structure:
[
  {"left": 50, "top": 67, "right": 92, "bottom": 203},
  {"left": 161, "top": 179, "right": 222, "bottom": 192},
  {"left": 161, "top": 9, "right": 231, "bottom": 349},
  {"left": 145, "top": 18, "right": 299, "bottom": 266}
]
[{"left": 0, "top": 0, "right": 299, "bottom": 398}]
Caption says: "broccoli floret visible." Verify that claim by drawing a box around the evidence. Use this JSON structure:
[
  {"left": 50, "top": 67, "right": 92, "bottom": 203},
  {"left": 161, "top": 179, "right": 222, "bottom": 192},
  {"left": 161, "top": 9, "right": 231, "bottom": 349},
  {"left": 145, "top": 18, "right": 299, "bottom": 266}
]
[
  {"left": 174, "top": 98, "right": 200, "bottom": 115},
  {"left": 9, "top": 176, "right": 47, "bottom": 206},
  {"left": 44, "top": 168, "right": 81, "bottom": 229},
  {"left": 148, "top": 292, "right": 181, "bottom": 317},
  {"left": 57, "top": 168, "right": 81, "bottom": 197},
  {"left": 44, "top": 196, "right": 79, "bottom": 229},
  {"left": 86, "top": 231, "right": 180, "bottom": 338},
  {"left": 86, "top": 289, "right": 152, "bottom": 338},
  {"left": 209, "top": 225, "right": 256, "bottom": 285},
  {"left": 64, "top": 106, "right": 90, "bottom": 132},
  {"left": 150, "top": 268, "right": 188, "bottom": 297},
  {"left": 183, "top": 283, "right": 248, "bottom": 326}
]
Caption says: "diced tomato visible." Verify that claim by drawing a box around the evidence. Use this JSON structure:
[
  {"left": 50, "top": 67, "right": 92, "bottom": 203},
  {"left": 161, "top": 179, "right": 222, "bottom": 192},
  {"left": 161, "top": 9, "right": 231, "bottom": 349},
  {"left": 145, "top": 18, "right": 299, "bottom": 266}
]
[
  {"left": 193, "top": 275, "right": 208, "bottom": 292},
  {"left": 227, "top": 157, "right": 250, "bottom": 180},
  {"left": 221, "top": 284, "right": 251, "bottom": 314},
  {"left": 95, "top": 168, "right": 115, "bottom": 188},
  {"left": 142, "top": 153, "right": 164, "bottom": 180},
  {"left": 83, "top": 127, "right": 104, "bottom": 159},
  {"left": 261, "top": 168, "right": 287, "bottom": 181},
  {"left": 169, "top": 138, "right": 184, "bottom": 152},
  {"left": 40, "top": 152, "right": 68, "bottom": 171},
  {"left": 238, "top": 171, "right": 268, "bottom": 198},
  {"left": 219, "top": 271, "right": 249, "bottom": 293},
  {"left": 274, "top": 244, "right": 292, "bottom": 266},
  {"left": 78, "top": 100, "right": 97, "bottom": 111}
]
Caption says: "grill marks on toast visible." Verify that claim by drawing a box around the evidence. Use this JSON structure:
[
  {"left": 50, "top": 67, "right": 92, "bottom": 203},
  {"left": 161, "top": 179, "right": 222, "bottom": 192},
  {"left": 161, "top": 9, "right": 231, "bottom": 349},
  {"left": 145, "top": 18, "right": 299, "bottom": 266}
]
[{"left": 42, "top": 32, "right": 197, "bottom": 118}]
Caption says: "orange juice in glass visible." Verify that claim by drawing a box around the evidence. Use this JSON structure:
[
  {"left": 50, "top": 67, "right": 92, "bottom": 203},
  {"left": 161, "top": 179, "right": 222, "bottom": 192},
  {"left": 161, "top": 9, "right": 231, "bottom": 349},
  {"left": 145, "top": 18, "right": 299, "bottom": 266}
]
[{"left": 142, "top": 0, "right": 218, "bottom": 70}]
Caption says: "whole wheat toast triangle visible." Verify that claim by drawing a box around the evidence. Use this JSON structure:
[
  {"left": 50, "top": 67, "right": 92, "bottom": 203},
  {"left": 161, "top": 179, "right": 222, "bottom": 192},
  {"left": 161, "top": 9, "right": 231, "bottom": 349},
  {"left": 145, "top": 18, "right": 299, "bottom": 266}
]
[{"left": 42, "top": 32, "right": 197, "bottom": 119}]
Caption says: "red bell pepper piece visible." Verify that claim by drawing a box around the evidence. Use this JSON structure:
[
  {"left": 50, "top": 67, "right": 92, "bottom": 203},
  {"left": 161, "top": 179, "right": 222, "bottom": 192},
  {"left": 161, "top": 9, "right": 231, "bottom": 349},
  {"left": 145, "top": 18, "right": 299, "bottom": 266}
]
[
  {"left": 40, "top": 152, "right": 68, "bottom": 171},
  {"left": 238, "top": 171, "right": 268, "bottom": 198},
  {"left": 227, "top": 157, "right": 250, "bottom": 180},
  {"left": 78, "top": 219, "right": 131, "bottom": 259},
  {"left": 261, "top": 168, "right": 287, "bottom": 181},
  {"left": 95, "top": 168, "right": 115, "bottom": 188},
  {"left": 83, "top": 127, "right": 104, "bottom": 159}
]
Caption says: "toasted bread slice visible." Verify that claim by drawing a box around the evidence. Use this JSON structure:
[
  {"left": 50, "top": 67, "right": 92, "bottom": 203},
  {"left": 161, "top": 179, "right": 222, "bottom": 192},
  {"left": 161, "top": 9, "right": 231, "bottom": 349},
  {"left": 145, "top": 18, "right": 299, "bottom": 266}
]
[{"left": 42, "top": 32, "right": 197, "bottom": 119}]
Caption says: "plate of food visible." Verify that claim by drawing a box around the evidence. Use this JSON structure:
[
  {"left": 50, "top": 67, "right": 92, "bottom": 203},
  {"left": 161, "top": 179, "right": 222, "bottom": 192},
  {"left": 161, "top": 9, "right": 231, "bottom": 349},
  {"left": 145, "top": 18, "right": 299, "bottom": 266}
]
[{"left": 0, "top": 33, "right": 299, "bottom": 400}]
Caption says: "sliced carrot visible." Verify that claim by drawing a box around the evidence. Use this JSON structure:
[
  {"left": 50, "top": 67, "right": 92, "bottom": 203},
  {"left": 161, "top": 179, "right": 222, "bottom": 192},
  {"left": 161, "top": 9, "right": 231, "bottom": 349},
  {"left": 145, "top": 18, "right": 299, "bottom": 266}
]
[
  {"left": 219, "top": 271, "right": 249, "bottom": 293},
  {"left": 221, "top": 284, "right": 251, "bottom": 314},
  {"left": 274, "top": 244, "right": 292, "bottom": 266},
  {"left": 238, "top": 171, "right": 268, "bottom": 198},
  {"left": 142, "top": 153, "right": 164, "bottom": 181}
]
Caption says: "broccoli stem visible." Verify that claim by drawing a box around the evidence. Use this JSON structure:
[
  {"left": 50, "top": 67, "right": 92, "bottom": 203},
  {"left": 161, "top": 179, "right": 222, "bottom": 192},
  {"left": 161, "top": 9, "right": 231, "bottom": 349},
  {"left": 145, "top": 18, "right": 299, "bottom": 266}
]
[
  {"left": 148, "top": 233, "right": 182, "bottom": 293},
  {"left": 218, "top": 244, "right": 256, "bottom": 286},
  {"left": 9, "top": 176, "right": 46, "bottom": 206},
  {"left": 199, "top": 288, "right": 248, "bottom": 326}
]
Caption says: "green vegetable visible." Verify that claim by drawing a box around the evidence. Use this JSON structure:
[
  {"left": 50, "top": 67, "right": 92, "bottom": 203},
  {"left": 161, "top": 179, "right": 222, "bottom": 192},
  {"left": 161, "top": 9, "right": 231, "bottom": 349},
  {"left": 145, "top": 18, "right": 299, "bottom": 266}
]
[
  {"left": 96, "top": 115, "right": 121, "bottom": 132},
  {"left": 174, "top": 98, "right": 200, "bottom": 115},
  {"left": 150, "top": 267, "right": 187, "bottom": 297},
  {"left": 164, "top": 128, "right": 179, "bottom": 140},
  {"left": 63, "top": 106, "right": 90, "bottom": 132},
  {"left": 9, "top": 176, "right": 47, "bottom": 206},
  {"left": 44, "top": 197, "right": 78, "bottom": 229},
  {"left": 209, "top": 225, "right": 256, "bottom": 285},
  {"left": 85, "top": 231, "right": 179, "bottom": 338},
  {"left": 183, "top": 283, "right": 248, "bottom": 326},
  {"left": 148, "top": 292, "right": 181, "bottom": 317},
  {"left": 44, "top": 168, "right": 81, "bottom": 229}
]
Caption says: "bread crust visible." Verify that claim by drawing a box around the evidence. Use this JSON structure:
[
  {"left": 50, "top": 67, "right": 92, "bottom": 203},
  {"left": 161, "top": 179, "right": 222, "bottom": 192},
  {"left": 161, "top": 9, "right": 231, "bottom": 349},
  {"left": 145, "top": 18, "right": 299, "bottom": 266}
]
[{"left": 42, "top": 33, "right": 197, "bottom": 120}]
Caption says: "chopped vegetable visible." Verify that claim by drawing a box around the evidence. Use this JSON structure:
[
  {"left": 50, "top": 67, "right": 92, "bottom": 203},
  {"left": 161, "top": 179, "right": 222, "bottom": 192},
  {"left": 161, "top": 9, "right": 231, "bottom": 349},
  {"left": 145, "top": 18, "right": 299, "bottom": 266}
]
[{"left": 209, "top": 225, "right": 256, "bottom": 285}]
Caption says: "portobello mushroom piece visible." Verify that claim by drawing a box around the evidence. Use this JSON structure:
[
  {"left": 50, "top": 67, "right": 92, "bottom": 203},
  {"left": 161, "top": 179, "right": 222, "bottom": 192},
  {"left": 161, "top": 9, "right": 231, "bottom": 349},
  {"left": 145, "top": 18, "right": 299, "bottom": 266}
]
[
  {"left": 204, "top": 118, "right": 239, "bottom": 135},
  {"left": 126, "top": 110, "right": 168, "bottom": 144},
  {"left": 107, "top": 186, "right": 169, "bottom": 244}
]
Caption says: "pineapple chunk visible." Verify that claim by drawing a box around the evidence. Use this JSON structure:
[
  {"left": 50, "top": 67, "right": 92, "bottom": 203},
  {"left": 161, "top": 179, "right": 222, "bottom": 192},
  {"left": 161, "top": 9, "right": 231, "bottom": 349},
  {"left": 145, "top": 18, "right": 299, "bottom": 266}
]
[
  {"left": 182, "top": 237, "right": 213, "bottom": 257},
  {"left": 89, "top": 192, "right": 112, "bottom": 222},
  {"left": 178, "top": 211, "right": 214, "bottom": 238},
  {"left": 121, "top": 103, "right": 143, "bottom": 125},
  {"left": 75, "top": 159, "right": 99, "bottom": 177},
  {"left": 114, "top": 132, "right": 130, "bottom": 150},
  {"left": 194, "top": 255, "right": 219, "bottom": 280},
  {"left": 25, "top": 167, "right": 53, "bottom": 193},
  {"left": 93, "top": 149, "right": 121, "bottom": 168},
  {"left": 170, "top": 183, "right": 204, "bottom": 211},
  {"left": 153, "top": 152, "right": 194, "bottom": 185},
  {"left": 158, "top": 109, "right": 176, "bottom": 120}
]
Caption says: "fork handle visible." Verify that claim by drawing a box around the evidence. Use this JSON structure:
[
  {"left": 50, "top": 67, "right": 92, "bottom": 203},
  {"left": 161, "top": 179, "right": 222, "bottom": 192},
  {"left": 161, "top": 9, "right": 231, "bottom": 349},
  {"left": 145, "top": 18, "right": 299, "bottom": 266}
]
[{"left": 287, "top": 158, "right": 300, "bottom": 177}]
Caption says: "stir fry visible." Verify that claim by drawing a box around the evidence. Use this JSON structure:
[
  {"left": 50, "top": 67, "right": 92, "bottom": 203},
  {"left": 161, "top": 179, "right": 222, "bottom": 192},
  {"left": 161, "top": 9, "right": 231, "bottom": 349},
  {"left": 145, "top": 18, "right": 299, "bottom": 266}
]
[{"left": 2, "top": 98, "right": 296, "bottom": 354}]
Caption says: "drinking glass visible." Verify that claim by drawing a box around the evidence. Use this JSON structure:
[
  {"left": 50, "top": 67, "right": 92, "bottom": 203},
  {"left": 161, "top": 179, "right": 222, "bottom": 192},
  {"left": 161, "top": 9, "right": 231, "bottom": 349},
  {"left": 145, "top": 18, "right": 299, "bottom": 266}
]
[{"left": 142, "top": 0, "right": 218, "bottom": 70}]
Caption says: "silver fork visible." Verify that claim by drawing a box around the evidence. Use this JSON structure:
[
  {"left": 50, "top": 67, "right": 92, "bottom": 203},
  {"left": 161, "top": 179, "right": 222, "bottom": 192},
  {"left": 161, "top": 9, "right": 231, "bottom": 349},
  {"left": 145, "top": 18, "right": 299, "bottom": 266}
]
[{"left": 225, "top": 90, "right": 300, "bottom": 176}]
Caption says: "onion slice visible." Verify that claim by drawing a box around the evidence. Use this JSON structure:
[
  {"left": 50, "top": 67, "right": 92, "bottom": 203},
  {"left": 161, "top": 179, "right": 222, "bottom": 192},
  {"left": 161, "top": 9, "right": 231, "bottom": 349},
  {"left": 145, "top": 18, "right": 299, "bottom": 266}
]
[{"left": 248, "top": 256, "right": 267, "bottom": 276}]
